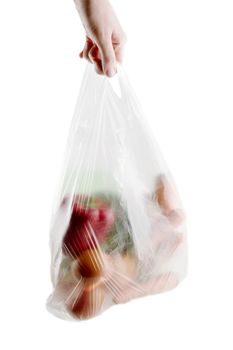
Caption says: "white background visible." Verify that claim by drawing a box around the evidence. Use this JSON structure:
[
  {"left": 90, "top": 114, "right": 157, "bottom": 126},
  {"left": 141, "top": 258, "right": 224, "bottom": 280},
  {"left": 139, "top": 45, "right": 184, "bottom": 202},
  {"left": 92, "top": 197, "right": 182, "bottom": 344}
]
[{"left": 0, "top": 0, "right": 232, "bottom": 349}]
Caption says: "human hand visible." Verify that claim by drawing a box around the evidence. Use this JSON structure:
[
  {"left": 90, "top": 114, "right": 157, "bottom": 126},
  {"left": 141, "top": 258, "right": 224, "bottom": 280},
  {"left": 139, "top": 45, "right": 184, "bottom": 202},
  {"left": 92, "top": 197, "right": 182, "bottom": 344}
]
[{"left": 74, "top": 0, "right": 126, "bottom": 77}]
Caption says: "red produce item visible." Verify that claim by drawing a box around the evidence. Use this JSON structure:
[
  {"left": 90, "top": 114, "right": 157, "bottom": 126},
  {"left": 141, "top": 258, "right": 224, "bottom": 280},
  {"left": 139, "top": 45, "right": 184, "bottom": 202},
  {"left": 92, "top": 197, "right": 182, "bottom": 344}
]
[
  {"left": 62, "top": 199, "right": 115, "bottom": 258},
  {"left": 66, "top": 278, "right": 105, "bottom": 320}
]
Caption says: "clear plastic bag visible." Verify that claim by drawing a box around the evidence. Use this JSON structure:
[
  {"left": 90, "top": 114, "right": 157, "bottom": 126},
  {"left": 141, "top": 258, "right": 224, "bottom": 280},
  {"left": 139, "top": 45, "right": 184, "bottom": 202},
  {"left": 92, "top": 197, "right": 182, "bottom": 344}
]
[{"left": 46, "top": 64, "right": 188, "bottom": 321}]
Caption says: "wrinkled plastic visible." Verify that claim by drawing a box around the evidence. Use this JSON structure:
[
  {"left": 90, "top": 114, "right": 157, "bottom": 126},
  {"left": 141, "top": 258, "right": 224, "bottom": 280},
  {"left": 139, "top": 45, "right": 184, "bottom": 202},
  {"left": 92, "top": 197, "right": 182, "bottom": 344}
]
[{"left": 46, "top": 64, "right": 188, "bottom": 321}]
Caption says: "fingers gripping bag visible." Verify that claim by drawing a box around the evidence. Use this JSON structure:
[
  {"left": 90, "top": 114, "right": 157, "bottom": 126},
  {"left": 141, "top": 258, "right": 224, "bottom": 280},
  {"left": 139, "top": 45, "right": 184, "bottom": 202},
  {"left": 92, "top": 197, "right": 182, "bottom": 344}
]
[{"left": 46, "top": 64, "right": 188, "bottom": 321}]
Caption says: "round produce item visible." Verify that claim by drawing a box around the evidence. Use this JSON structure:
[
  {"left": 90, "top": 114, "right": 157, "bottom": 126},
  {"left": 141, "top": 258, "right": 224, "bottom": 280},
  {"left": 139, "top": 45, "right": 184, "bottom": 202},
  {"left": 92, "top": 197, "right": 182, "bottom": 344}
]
[
  {"left": 62, "top": 199, "right": 115, "bottom": 258},
  {"left": 71, "top": 248, "right": 109, "bottom": 278},
  {"left": 66, "top": 278, "right": 105, "bottom": 320}
]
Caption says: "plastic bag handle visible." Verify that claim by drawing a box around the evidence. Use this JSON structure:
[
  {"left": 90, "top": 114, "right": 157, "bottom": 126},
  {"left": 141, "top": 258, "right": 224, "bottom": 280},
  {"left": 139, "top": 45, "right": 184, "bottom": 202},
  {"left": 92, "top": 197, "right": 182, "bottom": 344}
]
[
  {"left": 105, "top": 64, "right": 135, "bottom": 116},
  {"left": 115, "top": 64, "right": 145, "bottom": 124}
]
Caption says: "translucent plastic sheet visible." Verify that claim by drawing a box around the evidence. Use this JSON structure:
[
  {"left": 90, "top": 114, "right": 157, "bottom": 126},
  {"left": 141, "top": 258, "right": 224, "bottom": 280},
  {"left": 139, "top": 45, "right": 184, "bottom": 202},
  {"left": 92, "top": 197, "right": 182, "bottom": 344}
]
[{"left": 46, "top": 64, "right": 188, "bottom": 321}]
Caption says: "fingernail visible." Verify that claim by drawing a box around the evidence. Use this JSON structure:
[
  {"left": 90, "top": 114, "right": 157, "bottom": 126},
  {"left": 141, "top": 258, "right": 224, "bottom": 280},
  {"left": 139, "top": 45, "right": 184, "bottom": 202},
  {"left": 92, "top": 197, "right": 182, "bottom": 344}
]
[{"left": 106, "top": 66, "right": 117, "bottom": 77}]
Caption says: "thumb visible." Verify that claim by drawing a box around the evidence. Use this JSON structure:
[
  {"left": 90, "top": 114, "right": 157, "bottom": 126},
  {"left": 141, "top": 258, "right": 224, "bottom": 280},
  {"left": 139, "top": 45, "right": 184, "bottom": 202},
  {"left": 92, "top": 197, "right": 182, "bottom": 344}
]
[{"left": 97, "top": 37, "right": 116, "bottom": 77}]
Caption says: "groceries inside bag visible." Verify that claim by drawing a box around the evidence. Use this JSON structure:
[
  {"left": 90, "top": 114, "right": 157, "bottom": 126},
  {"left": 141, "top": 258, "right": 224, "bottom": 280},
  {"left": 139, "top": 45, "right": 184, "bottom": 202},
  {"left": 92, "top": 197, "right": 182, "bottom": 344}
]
[{"left": 46, "top": 65, "right": 188, "bottom": 321}]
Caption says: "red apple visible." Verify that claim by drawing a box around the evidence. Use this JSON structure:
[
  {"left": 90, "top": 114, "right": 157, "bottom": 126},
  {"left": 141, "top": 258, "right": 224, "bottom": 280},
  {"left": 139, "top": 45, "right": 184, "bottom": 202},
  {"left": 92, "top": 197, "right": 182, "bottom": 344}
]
[{"left": 62, "top": 198, "right": 115, "bottom": 258}]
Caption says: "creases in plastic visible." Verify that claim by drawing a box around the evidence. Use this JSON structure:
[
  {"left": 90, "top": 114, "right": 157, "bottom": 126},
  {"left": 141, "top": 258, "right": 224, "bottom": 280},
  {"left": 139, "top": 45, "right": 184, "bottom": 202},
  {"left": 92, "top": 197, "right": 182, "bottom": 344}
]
[{"left": 46, "top": 64, "right": 188, "bottom": 321}]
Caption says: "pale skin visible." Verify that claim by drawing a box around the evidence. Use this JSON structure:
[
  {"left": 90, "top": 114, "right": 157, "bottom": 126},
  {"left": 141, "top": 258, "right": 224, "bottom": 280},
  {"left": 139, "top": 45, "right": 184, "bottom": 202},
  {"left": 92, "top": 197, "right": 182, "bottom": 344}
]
[{"left": 74, "top": 0, "right": 126, "bottom": 77}]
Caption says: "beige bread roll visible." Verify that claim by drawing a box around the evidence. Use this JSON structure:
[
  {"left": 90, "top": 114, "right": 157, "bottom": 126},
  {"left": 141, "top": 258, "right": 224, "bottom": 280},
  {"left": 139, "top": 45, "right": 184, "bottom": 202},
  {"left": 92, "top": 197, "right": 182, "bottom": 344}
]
[
  {"left": 113, "top": 272, "right": 178, "bottom": 304},
  {"left": 105, "top": 253, "right": 139, "bottom": 303},
  {"left": 112, "top": 253, "right": 137, "bottom": 278},
  {"left": 155, "top": 174, "right": 185, "bottom": 227}
]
